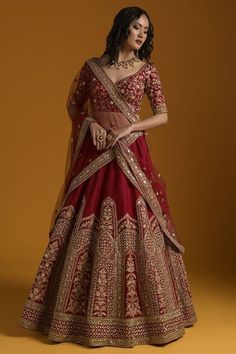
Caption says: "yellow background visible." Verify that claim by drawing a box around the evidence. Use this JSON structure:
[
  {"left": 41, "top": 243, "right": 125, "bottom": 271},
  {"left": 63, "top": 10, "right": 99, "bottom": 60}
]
[{"left": 1, "top": 0, "right": 235, "bottom": 353}]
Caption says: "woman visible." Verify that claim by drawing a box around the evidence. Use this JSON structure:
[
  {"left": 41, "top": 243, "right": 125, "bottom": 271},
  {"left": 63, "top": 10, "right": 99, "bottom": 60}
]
[{"left": 18, "top": 6, "right": 197, "bottom": 347}]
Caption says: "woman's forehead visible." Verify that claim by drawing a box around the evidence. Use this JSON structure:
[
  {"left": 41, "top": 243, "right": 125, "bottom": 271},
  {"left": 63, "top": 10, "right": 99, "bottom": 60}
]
[{"left": 131, "top": 15, "right": 149, "bottom": 28}]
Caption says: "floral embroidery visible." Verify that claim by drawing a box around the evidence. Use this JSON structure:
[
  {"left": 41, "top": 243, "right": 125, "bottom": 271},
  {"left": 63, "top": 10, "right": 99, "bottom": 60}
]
[
  {"left": 19, "top": 196, "right": 197, "bottom": 347},
  {"left": 28, "top": 206, "right": 75, "bottom": 303},
  {"left": 65, "top": 249, "right": 92, "bottom": 315},
  {"left": 87, "top": 58, "right": 168, "bottom": 116},
  {"left": 93, "top": 267, "right": 108, "bottom": 317},
  {"left": 145, "top": 64, "right": 168, "bottom": 114},
  {"left": 125, "top": 253, "right": 142, "bottom": 317}
]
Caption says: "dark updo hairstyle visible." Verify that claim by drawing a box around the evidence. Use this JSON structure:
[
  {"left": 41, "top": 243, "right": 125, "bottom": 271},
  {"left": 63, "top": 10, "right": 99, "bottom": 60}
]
[{"left": 101, "top": 6, "right": 154, "bottom": 65}]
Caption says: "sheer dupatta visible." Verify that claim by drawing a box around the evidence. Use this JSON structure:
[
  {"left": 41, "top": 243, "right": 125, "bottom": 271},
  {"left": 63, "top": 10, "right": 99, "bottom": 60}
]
[
  {"left": 48, "top": 65, "right": 95, "bottom": 235},
  {"left": 49, "top": 57, "right": 185, "bottom": 254}
]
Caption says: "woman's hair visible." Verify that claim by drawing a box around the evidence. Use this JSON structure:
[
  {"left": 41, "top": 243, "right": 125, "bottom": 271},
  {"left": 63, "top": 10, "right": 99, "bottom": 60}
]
[{"left": 101, "top": 6, "right": 154, "bottom": 64}]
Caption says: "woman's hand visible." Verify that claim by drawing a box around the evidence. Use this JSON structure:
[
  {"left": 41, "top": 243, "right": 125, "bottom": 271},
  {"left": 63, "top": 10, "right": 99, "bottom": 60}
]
[
  {"left": 89, "top": 121, "right": 107, "bottom": 150},
  {"left": 105, "top": 125, "right": 133, "bottom": 149}
]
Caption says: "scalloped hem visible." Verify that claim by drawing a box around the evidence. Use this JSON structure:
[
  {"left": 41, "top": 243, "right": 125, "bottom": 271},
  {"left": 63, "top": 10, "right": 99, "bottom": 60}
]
[{"left": 18, "top": 314, "right": 197, "bottom": 348}]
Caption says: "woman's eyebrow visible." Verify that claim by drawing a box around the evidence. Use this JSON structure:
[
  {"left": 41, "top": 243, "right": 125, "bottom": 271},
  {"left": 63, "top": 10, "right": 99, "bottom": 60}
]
[{"left": 133, "top": 21, "right": 149, "bottom": 29}]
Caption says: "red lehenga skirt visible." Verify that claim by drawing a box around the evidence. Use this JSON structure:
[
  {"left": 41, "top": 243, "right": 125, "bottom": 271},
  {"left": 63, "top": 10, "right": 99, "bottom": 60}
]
[{"left": 18, "top": 128, "right": 197, "bottom": 347}]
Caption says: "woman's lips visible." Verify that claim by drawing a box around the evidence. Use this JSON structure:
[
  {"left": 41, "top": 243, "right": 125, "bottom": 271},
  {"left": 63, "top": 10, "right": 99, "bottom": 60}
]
[{"left": 135, "top": 39, "right": 142, "bottom": 45}]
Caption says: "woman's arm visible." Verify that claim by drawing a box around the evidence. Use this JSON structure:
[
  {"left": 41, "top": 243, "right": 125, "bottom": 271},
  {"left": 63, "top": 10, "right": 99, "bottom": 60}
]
[
  {"left": 105, "top": 111, "right": 168, "bottom": 149},
  {"left": 130, "top": 112, "right": 168, "bottom": 132}
]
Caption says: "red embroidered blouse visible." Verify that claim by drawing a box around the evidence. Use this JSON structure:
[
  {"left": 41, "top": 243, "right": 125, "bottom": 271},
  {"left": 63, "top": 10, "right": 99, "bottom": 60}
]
[{"left": 67, "top": 59, "right": 168, "bottom": 119}]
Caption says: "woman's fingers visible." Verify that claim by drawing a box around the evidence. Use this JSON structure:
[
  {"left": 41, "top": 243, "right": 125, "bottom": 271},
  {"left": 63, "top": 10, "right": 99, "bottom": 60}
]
[
  {"left": 111, "top": 135, "right": 119, "bottom": 147},
  {"left": 90, "top": 123, "right": 107, "bottom": 150},
  {"left": 93, "top": 125, "right": 131, "bottom": 151},
  {"left": 105, "top": 129, "right": 117, "bottom": 149},
  {"left": 92, "top": 133, "right": 97, "bottom": 146},
  {"left": 106, "top": 136, "right": 116, "bottom": 149},
  {"left": 90, "top": 124, "right": 98, "bottom": 146},
  {"left": 95, "top": 130, "right": 107, "bottom": 150},
  {"left": 105, "top": 133, "right": 114, "bottom": 149},
  {"left": 91, "top": 123, "right": 132, "bottom": 150},
  {"left": 101, "top": 131, "right": 107, "bottom": 149}
]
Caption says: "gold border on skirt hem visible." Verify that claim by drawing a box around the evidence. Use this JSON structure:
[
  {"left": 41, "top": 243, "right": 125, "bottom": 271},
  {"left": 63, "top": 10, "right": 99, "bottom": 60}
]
[{"left": 18, "top": 314, "right": 197, "bottom": 348}]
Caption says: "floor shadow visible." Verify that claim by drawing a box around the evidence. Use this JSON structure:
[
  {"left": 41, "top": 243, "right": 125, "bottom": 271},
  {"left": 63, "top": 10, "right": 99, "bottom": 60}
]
[{"left": 0, "top": 279, "right": 38, "bottom": 338}]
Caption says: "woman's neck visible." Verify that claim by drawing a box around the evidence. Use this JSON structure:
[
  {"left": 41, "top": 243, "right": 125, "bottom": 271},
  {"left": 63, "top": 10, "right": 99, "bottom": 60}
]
[{"left": 117, "top": 47, "right": 135, "bottom": 62}]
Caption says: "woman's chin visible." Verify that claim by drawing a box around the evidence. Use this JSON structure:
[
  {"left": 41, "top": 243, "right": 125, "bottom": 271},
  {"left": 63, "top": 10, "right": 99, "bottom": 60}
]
[{"left": 133, "top": 44, "right": 142, "bottom": 51}]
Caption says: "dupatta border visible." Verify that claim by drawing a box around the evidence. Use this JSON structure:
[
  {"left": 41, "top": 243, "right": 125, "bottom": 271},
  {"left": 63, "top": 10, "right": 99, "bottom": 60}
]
[
  {"left": 116, "top": 140, "right": 185, "bottom": 253},
  {"left": 65, "top": 131, "right": 143, "bottom": 198},
  {"left": 86, "top": 58, "right": 185, "bottom": 253},
  {"left": 54, "top": 130, "right": 144, "bottom": 218},
  {"left": 71, "top": 116, "right": 95, "bottom": 170}
]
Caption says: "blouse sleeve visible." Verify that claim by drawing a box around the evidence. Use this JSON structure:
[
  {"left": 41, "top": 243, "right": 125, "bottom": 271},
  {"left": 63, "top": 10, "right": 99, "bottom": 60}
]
[
  {"left": 145, "top": 63, "right": 168, "bottom": 114},
  {"left": 66, "top": 62, "right": 91, "bottom": 120}
]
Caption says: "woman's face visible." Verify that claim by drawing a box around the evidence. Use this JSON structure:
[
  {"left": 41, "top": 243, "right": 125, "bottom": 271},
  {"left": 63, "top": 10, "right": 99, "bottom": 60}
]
[{"left": 124, "top": 14, "right": 149, "bottom": 51}]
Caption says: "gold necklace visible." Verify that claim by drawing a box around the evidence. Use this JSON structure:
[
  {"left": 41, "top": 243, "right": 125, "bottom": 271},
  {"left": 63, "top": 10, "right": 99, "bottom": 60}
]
[{"left": 110, "top": 55, "right": 140, "bottom": 70}]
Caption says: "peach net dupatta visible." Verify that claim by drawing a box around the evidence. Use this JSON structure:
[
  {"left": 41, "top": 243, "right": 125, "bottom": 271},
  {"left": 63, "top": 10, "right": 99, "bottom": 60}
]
[{"left": 48, "top": 85, "right": 95, "bottom": 236}]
